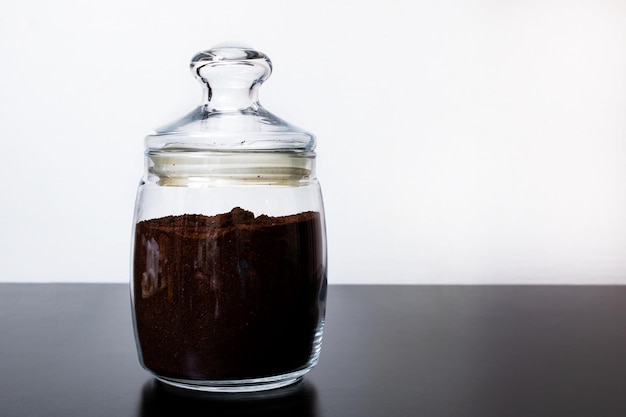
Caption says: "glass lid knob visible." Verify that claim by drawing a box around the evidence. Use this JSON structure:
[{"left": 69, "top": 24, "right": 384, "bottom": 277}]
[{"left": 190, "top": 42, "right": 272, "bottom": 112}]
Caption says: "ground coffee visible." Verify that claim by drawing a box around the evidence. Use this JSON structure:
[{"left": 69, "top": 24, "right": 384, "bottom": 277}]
[{"left": 132, "top": 207, "right": 326, "bottom": 381}]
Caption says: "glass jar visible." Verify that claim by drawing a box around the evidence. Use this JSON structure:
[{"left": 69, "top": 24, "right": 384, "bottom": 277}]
[{"left": 130, "top": 43, "right": 327, "bottom": 393}]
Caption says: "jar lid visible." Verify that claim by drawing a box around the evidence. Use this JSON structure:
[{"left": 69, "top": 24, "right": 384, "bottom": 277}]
[{"left": 146, "top": 43, "right": 315, "bottom": 153}]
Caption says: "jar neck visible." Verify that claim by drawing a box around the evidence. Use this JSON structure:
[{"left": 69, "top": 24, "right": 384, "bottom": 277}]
[{"left": 145, "top": 150, "right": 317, "bottom": 187}]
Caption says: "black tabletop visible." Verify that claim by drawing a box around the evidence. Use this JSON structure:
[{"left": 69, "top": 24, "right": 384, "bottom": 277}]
[{"left": 1, "top": 284, "right": 625, "bottom": 417}]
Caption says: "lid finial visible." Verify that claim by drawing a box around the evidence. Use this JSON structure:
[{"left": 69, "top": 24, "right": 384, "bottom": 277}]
[{"left": 190, "top": 43, "right": 273, "bottom": 112}]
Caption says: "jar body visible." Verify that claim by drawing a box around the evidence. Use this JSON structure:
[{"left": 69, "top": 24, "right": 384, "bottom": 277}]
[{"left": 130, "top": 151, "right": 327, "bottom": 392}]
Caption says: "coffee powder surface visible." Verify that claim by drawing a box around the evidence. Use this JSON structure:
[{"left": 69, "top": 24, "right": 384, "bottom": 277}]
[{"left": 133, "top": 207, "right": 326, "bottom": 381}]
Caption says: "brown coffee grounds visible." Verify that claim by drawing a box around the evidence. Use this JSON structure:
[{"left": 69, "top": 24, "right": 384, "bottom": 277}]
[{"left": 132, "top": 207, "right": 326, "bottom": 381}]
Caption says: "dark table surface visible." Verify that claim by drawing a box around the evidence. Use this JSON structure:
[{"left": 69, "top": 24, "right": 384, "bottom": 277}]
[{"left": 1, "top": 283, "right": 625, "bottom": 417}]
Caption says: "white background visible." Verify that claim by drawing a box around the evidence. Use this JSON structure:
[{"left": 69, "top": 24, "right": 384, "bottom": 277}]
[{"left": 1, "top": 0, "right": 625, "bottom": 284}]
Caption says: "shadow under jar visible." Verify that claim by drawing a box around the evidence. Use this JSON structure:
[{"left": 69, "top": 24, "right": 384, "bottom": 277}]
[{"left": 130, "top": 43, "right": 327, "bottom": 393}]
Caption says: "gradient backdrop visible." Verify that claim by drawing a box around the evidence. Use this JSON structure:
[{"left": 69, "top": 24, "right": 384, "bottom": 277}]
[{"left": 1, "top": 0, "right": 625, "bottom": 284}]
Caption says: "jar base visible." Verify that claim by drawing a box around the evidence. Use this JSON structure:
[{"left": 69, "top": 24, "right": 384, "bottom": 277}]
[{"left": 154, "top": 370, "right": 309, "bottom": 393}]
